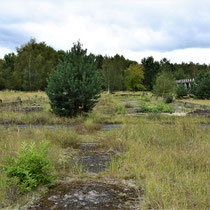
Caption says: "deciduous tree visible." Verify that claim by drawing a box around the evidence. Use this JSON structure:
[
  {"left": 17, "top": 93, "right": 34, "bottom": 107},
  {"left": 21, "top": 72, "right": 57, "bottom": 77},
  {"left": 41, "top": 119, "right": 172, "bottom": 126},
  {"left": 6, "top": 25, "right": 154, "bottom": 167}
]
[
  {"left": 125, "top": 64, "right": 145, "bottom": 91},
  {"left": 13, "top": 38, "right": 58, "bottom": 90},
  {"left": 153, "top": 71, "right": 175, "bottom": 97}
]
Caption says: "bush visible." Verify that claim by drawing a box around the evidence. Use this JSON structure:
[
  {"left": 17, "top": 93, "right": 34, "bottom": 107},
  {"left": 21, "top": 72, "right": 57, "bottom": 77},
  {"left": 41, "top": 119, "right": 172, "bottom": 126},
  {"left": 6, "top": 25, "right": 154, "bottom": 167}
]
[
  {"left": 137, "top": 103, "right": 174, "bottom": 113},
  {"left": 164, "top": 93, "right": 173, "bottom": 103},
  {"left": 191, "top": 72, "right": 210, "bottom": 99},
  {"left": 1, "top": 141, "right": 55, "bottom": 192},
  {"left": 176, "top": 84, "right": 188, "bottom": 99},
  {"left": 46, "top": 41, "right": 102, "bottom": 117}
]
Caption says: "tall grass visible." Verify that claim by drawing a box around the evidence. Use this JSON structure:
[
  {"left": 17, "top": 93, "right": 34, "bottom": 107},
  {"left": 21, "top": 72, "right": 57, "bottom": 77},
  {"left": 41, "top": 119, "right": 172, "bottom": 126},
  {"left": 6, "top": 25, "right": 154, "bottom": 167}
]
[
  {"left": 0, "top": 91, "right": 209, "bottom": 208},
  {"left": 104, "top": 118, "right": 210, "bottom": 209},
  {"left": 0, "top": 111, "right": 84, "bottom": 125}
]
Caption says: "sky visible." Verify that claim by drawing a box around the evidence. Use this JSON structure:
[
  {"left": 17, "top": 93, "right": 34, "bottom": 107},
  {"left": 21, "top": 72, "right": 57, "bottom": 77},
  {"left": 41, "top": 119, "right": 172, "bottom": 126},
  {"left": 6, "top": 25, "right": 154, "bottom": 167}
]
[{"left": 1, "top": 0, "right": 210, "bottom": 64}]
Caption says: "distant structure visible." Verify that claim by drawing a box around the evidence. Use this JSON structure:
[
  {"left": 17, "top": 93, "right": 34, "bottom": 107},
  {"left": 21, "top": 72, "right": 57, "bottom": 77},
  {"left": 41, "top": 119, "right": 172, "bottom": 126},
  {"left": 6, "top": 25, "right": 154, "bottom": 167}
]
[{"left": 176, "top": 78, "right": 195, "bottom": 88}]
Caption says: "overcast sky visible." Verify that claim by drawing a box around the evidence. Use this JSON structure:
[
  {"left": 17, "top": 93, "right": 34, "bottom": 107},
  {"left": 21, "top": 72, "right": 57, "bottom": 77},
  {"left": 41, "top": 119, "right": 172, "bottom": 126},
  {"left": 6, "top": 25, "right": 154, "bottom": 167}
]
[{"left": 1, "top": 0, "right": 210, "bottom": 64}]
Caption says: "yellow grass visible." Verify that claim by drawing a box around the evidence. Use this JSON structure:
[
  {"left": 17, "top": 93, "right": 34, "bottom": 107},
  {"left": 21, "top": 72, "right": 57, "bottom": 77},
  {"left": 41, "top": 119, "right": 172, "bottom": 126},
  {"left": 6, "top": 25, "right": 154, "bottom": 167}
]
[
  {"left": 104, "top": 118, "right": 210, "bottom": 209},
  {"left": 180, "top": 98, "right": 210, "bottom": 106},
  {"left": 0, "top": 90, "right": 48, "bottom": 102}
]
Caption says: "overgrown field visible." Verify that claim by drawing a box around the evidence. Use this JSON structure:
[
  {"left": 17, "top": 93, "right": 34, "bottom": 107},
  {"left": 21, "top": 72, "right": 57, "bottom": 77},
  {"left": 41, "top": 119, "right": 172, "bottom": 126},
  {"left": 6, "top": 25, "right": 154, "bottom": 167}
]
[{"left": 0, "top": 91, "right": 209, "bottom": 209}]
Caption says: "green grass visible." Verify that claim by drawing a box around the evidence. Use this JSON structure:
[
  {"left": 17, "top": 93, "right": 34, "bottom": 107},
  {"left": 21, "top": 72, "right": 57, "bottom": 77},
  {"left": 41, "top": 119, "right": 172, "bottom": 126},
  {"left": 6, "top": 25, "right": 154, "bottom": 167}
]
[{"left": 136, "top": 103, "right": 175, "bottom": 114}]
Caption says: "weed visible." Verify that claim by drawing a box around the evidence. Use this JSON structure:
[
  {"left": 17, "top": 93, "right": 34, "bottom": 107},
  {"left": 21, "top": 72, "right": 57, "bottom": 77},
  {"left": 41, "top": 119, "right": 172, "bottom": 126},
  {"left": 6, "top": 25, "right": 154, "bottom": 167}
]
[
  {"left": 137, "top": 103, "right": 175, "bottom": 113},
  {"left": 1, "top": 141, "right": 56, "bottom": 192},
  {"left": 115, "top": 105, "right": 125, "bottom": 114}
]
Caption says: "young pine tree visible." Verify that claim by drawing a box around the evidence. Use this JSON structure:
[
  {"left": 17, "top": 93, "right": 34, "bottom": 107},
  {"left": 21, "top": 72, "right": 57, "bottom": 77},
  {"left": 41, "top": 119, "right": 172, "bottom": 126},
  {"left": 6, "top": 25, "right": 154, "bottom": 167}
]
[{"left": 46, "top": 42, "right": 101, "bottom": 117}]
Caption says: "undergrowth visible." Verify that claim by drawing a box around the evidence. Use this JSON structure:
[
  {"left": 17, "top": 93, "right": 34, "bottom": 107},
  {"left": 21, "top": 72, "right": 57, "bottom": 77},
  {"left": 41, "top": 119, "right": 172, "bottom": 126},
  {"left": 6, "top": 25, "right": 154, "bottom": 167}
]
[
  {"left": 137, "top": 103, "right": 175, "bottom": 113},
  {"left": 1, "top": 141, "right": 56, "bottom": 193}
]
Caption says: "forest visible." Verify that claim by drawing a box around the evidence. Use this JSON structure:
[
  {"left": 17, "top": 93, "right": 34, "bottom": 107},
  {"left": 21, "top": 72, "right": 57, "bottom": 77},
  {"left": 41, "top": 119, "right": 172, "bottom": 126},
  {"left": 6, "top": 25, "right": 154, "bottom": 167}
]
[{"left": 0, "top": 38, "right": 210, "bottom": 92}]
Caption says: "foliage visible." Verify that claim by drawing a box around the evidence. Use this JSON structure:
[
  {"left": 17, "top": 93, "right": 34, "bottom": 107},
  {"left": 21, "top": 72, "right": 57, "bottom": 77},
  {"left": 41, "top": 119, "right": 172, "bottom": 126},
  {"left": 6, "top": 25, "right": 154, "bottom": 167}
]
[
  {"left": 176, "top": 84, "right": 188, "bottom": 99},
  {"left": 153, "top": 71, "right": 176, "bottom": 97},
  {"left": 141, "top": 56, "right": 160, "bottom": 90},
  {"left": 173, "top": 67, "right": 189, "bottom": 80},
  {"left": 13, "top": 38, "right": 59, "bottom": 91},
  {"left": 46, "top": 41, "right": 102, "bottom": 117},
  {"left": 0, "top": 60, "right": 5, "bottom": 90},
  {"left": 125, "top": 64, "right": 145, "bottom": 91},
  {"left": 1, "top": 37, "right": 210, "bottom": 92},
  {"left": 191, "top": 72, "right": 210, "bottom": 99},
  {"left": 137, "top": 103, "right": 174, "bottom": 113},
  {"left": 1, "top": 141, "right": 55, "bottom": 192},
  {"left": 160, "top": 58, "right": 175, "bottom": 74},
  {"left": 164, "top": 93, "right": 174, "bottom": 103},
  {"left": 102, "top": 55, "right": 136, "bottom": 93},
  {"left": 95, "top": 54, "right": 104, "bottom": 70},
  {"left": 0, "top": 53, "right": 16, "bottom": 89}
]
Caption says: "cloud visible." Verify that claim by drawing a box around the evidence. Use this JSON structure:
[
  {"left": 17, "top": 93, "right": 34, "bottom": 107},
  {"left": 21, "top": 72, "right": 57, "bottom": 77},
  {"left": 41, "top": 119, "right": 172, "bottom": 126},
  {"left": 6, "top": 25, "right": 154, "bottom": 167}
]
[
  {"left": 0, "top": 26, "right": 29, "bottom": 49},
  {"left": 1, "top": 0, "right": 210, "bottom": 63},
  {"left": 0, "top": 47, "right": 12, "bottom": 58},
  {"left": 122, "top": 48, "right": 210, "bottom": 65}
]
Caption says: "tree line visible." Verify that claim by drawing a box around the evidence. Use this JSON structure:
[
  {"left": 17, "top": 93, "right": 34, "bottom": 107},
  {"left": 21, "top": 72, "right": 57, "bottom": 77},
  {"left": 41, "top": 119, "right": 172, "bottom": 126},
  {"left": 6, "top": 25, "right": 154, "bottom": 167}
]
[{"left": 0, "top": 38, "right": 210, "bottom": 92}]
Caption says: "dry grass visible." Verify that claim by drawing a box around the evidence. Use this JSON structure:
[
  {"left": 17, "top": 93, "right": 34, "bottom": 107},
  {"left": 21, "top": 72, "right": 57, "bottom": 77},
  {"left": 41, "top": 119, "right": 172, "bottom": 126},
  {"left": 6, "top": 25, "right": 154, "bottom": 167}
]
[
  {"left": 0, "top": 90, "right": 209, "bottom": 209},
  {"left": 180, "top": 98, "right": 210, "bottom": 106},
  {"left": 103, "top": 117, "right": 210, "bottom": 209},
  {"left": 0, "top": 90, "right": 48, "bottom": 102}
]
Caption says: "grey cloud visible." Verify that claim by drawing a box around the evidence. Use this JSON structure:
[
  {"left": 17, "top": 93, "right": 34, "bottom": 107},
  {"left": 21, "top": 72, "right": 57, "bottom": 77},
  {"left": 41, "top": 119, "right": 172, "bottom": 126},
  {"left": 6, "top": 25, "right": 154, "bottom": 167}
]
[
  {"left": 1, "top": 0, "right": 210, "bottom": 52},
  {"left": 0, "top": 26, "right": 29, "bottom": 50}
]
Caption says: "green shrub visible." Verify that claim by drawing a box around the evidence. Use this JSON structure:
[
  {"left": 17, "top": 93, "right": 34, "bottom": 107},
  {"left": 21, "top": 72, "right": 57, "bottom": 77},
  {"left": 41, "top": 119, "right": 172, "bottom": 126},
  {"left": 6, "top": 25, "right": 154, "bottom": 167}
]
[
  {"left": 164, "top": 93, "right": 173, "bottom": 103},
  {"left": 46, "top": 41, "right": 102, "bottom": 117},
  {"left": 137, "top": 103, "right": 174, "bottom": 114},
  {"left": 176, "top": 84, "right": 188, "bottom": 99},
  {"left": 1, "top": 141, "right": 55, "bottom": 192}
]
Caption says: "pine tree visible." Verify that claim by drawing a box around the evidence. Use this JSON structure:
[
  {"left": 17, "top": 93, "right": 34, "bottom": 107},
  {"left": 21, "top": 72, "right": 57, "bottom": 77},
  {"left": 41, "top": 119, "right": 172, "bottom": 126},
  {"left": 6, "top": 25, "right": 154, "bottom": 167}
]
[
  {"left": 46, "top": 41, "right": 102, "bottom": 117},
  {"left": 191, "top": 72, "right": 210, "bottom": 99}
]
